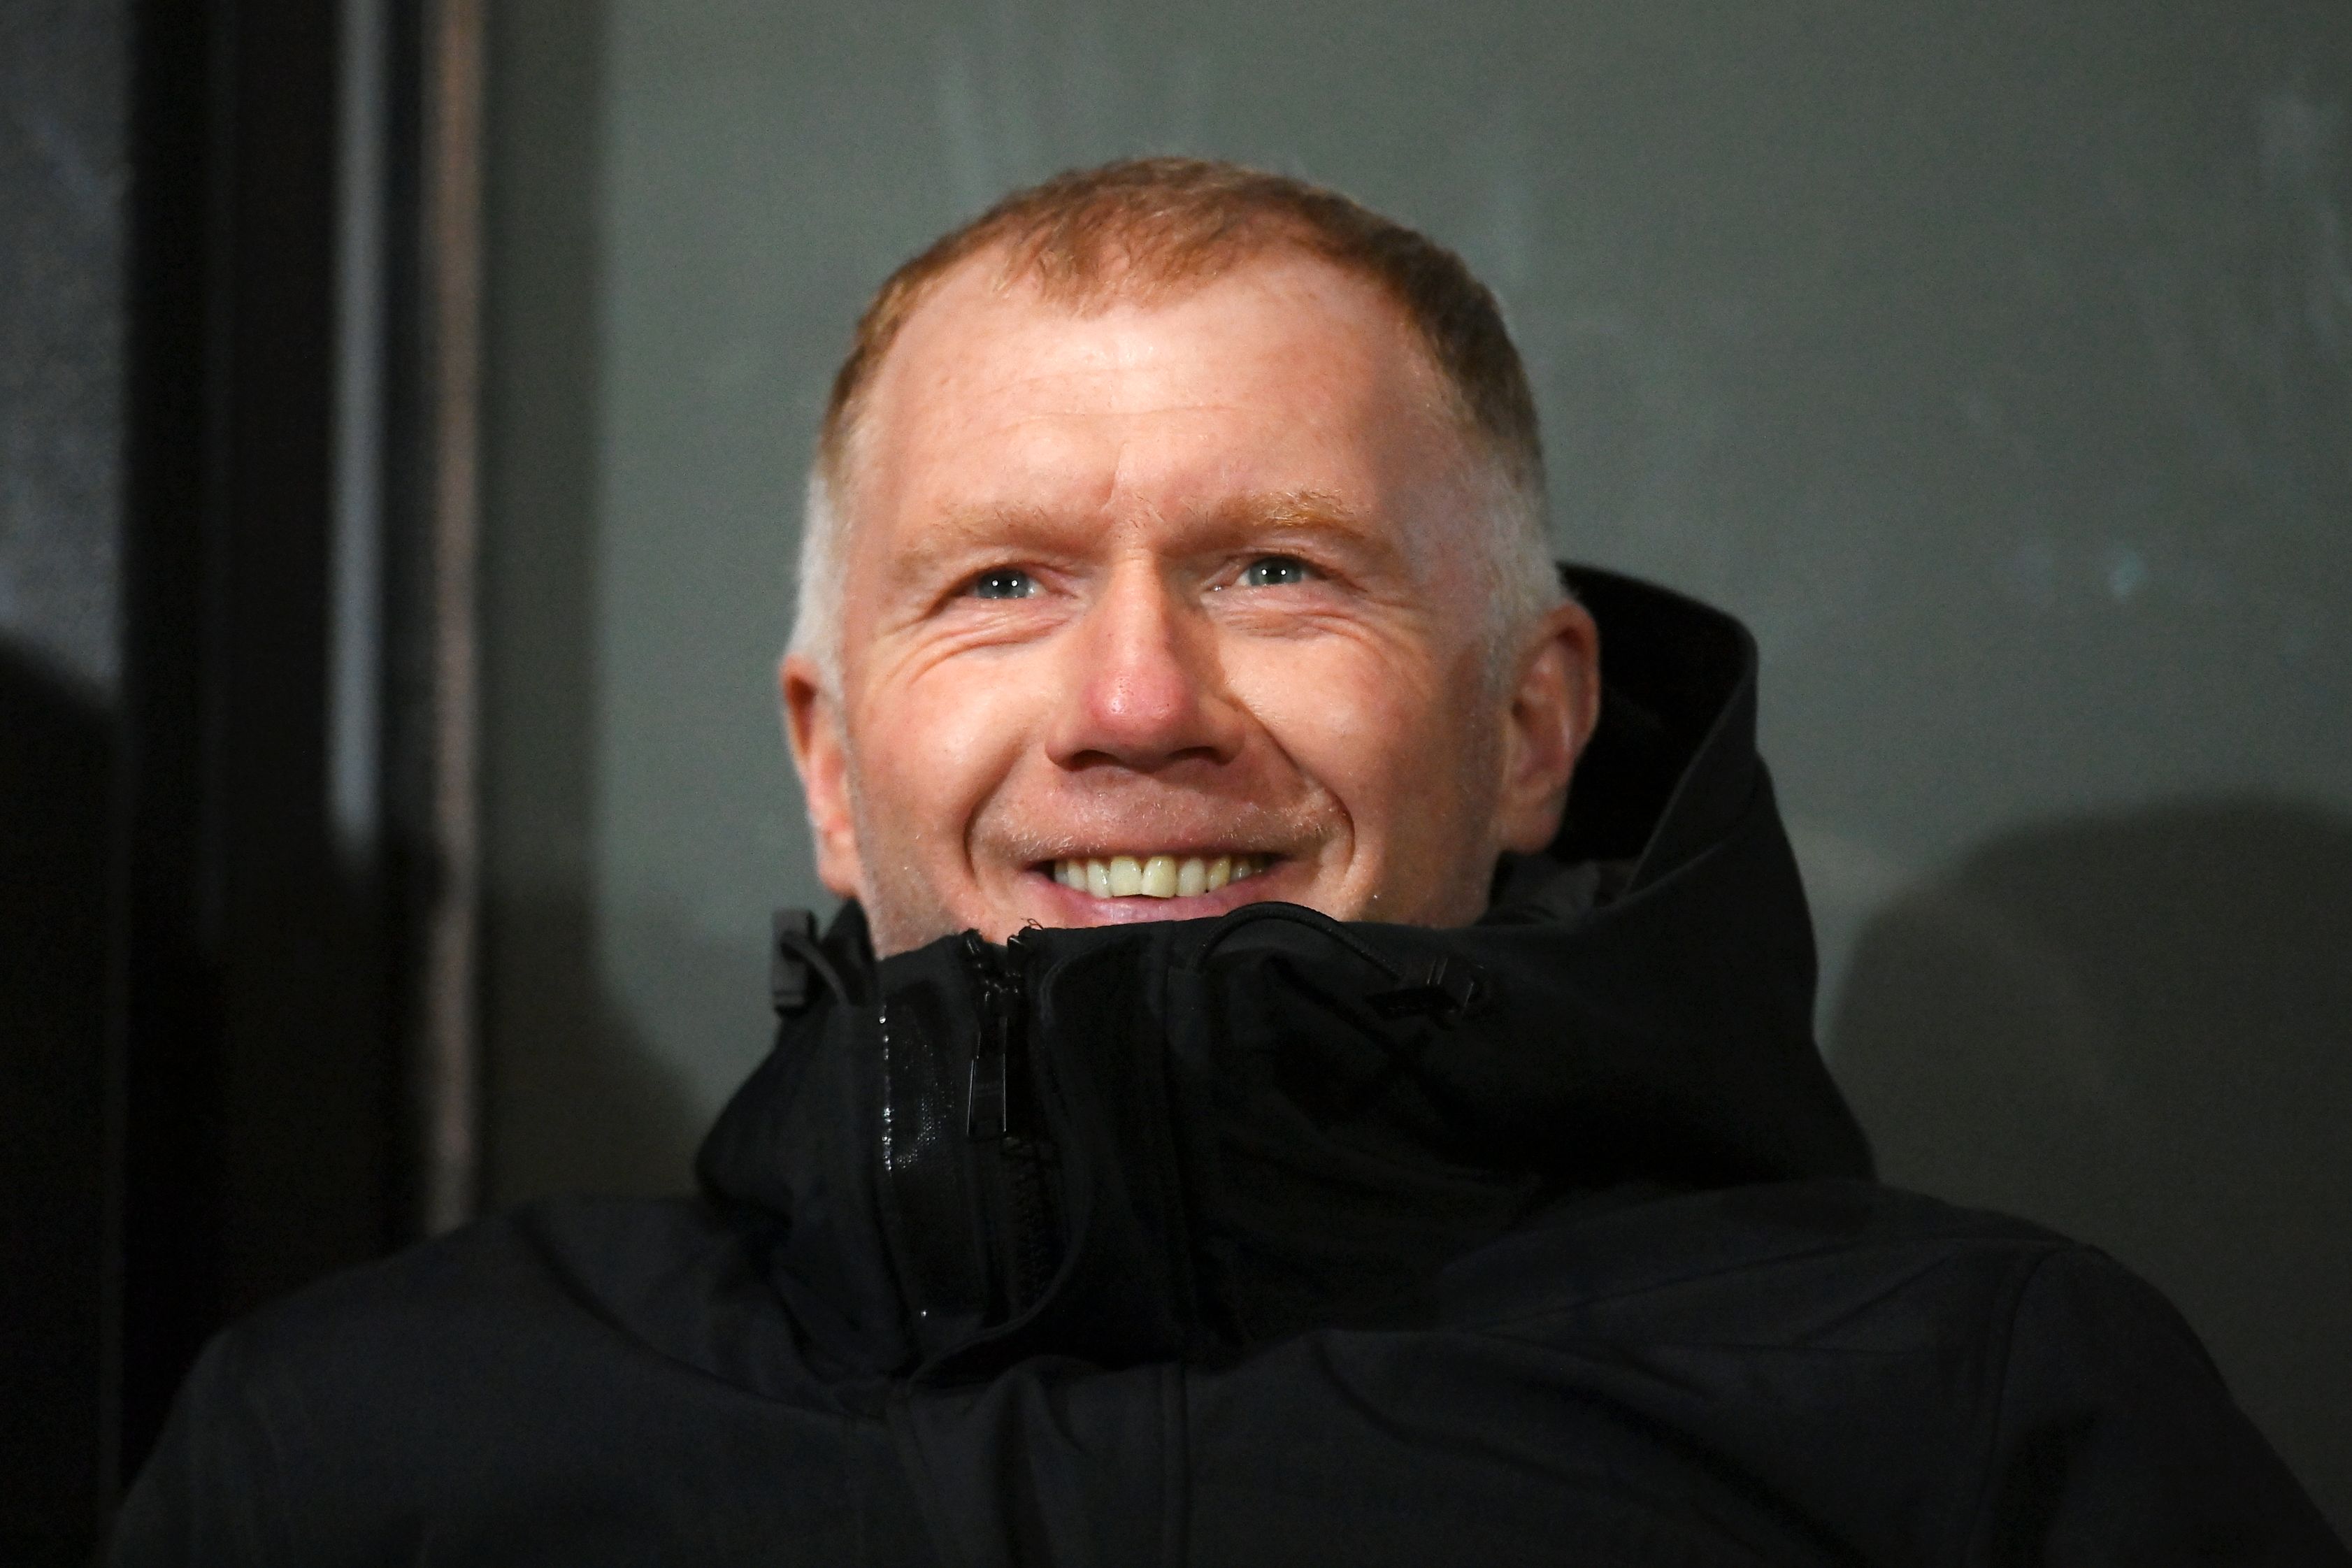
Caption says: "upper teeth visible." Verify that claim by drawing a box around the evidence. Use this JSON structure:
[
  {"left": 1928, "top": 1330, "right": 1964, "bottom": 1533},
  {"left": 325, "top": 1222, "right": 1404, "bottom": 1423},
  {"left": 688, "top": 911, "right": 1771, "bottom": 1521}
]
[{"left": 1053, "top": 854, "right": 1269, "bottom": 898}]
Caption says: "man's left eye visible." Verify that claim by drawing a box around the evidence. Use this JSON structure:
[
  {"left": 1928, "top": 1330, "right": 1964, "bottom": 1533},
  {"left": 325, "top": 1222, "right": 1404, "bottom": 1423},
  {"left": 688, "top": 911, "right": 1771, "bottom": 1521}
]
[
  {"left": 968, "top": 567, "right": 1038, "bottom": 600},
  {"left": 1239, "top": 556, "right": 1314, "bottom": 588}
]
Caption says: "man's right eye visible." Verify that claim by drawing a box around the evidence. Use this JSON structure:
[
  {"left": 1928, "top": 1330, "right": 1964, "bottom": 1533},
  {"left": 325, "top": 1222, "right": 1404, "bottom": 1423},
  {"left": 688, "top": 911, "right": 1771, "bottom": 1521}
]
[{"left": 968, "top": 567, "right": 1038, "bottom": 600}]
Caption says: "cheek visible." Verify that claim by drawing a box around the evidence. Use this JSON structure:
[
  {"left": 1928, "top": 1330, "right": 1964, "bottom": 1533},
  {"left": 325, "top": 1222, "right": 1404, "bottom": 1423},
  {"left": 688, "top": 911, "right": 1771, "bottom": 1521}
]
[
  {"left": 1225, "top": 633, "right": 1469, "bottom": 825},
  {"left": 848, "top": 654, "right": 1040, "bottom": 844}
]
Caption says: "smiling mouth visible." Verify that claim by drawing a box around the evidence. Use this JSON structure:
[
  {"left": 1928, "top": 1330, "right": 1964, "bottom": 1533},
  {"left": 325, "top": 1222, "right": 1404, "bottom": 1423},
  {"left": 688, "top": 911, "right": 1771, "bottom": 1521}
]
[{"left": 1048, "top": 853, "right": 1275, "bottom": 900}]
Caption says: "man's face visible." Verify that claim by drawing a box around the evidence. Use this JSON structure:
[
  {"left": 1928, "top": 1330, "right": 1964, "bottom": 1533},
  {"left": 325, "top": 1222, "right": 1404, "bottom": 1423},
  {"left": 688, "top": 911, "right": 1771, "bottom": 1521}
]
[{"left": 784, "top": 248, "right": 1598, "bottom": 956}]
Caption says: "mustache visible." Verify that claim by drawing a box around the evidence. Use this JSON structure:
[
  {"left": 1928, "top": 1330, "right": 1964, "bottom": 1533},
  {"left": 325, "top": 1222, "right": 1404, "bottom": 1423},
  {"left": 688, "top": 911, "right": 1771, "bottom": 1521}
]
[{"left": 974, "top": 782, "right": 1329, "bottom": 863}]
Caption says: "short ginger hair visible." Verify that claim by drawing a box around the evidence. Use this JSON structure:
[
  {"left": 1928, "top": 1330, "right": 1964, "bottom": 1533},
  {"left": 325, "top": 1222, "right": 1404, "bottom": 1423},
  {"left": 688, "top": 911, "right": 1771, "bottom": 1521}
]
[{"left": 790, "top": 157, "right": 1558, "bottom": 689}]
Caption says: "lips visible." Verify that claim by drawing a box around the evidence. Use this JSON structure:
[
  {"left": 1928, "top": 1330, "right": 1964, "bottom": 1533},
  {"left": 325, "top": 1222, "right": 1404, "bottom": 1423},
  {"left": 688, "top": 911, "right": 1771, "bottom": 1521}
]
[{"left": 1051, "top": 853, "right": 1272, "bottom": 899}]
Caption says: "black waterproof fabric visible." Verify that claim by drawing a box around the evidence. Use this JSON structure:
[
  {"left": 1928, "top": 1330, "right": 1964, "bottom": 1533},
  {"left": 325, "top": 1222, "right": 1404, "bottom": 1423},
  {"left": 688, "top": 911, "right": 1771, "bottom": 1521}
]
[{"left": 115, "top": 570, "right": 2344, "bottom": 1565}]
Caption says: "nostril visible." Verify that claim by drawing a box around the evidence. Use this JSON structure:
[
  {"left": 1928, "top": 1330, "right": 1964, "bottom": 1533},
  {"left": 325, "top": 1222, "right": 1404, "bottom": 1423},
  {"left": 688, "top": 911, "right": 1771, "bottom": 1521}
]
[{"left": 1054, "top": 610, "right": 1242, "bottom": 770}]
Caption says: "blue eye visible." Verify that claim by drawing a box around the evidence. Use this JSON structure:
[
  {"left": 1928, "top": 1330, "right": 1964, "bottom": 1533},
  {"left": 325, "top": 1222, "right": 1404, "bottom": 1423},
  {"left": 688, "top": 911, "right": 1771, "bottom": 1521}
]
[
  {"left": 969, "top": 567, "right": 1038, "bottom": 600},
  {"left": 1240, "top": 556, "right": 1312, "bottom": 588}
]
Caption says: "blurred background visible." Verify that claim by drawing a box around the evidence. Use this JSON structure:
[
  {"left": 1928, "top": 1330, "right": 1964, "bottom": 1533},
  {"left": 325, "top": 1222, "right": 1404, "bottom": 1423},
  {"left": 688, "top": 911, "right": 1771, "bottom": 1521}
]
[{"left": 6, "top": 0, "right": 2349, "bottom": 1555}]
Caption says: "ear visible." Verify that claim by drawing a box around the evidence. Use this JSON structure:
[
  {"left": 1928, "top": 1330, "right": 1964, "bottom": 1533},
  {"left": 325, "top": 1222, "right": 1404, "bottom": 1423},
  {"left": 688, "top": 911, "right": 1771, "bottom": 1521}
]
[
  {"left": 1493, "top": 597, "right": 1602, "bottom": 854},
  {"left": 780, "top": 652, "right": 868, "bottom": 900}
]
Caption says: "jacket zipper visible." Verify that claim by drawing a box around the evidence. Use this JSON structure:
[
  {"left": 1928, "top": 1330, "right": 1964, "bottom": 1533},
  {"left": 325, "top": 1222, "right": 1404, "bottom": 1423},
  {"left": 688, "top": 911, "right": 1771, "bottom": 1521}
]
[{"left": 960, "top": 932, "right": 1061, "bottom": 1318}]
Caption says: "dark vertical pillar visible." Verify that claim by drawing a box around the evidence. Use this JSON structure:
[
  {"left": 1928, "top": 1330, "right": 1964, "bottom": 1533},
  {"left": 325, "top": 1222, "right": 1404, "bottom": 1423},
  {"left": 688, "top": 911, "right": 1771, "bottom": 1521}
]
[
  {"left": 10, "top": 0, "right": 473, "bottom": 1553},
  {"left": 0, "top": 2, "right": 132, "bottom": 1560},
  {"left": 110, "top": 0, "right": 411, "bottom": 1505},
  {"left": 106, "top": 0, "right": 224, "bottom": 1527}
]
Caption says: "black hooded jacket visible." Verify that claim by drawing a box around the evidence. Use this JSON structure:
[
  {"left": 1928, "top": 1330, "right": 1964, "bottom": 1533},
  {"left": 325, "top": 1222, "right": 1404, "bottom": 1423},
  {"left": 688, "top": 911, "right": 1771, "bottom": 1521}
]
[{"left": 115, "top": 570, "right": 2344, "bottom": 1565}]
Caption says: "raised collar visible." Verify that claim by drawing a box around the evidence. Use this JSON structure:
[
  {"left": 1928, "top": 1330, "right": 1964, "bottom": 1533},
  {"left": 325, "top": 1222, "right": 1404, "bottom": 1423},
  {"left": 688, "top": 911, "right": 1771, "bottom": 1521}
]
[{"left": 696, "top": 568, "right": 1872, "bottom": 1381}]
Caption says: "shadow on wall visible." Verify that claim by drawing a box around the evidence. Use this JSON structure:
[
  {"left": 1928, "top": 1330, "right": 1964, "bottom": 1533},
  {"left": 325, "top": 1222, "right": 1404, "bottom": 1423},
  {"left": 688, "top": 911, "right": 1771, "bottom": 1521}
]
[
  {"left": 1828, "top": 797, "right": 2352, "bottom": 1534},
  {"left": 482, "top": 886, "right": 715, "bottom": 1204}
]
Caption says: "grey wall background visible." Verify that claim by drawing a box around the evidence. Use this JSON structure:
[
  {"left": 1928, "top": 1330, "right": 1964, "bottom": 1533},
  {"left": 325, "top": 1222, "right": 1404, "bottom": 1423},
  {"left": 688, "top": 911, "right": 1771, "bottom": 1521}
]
[
  {"left": 478, "top": 0, "right": 2352, "bottom": 1524},
  {"left": 3, "top": 0, "right": 124, "bottom": 700}
]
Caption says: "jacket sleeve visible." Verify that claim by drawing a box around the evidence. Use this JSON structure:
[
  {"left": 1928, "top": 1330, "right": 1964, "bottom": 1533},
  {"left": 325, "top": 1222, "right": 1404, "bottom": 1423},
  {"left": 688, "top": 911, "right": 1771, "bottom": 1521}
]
[
  {"left": 1970, "top": 1244, "right": 2347, "bottom": 1565},
  {"left": 108, "top": 1330, "right": 289, "bottom": 1568}
]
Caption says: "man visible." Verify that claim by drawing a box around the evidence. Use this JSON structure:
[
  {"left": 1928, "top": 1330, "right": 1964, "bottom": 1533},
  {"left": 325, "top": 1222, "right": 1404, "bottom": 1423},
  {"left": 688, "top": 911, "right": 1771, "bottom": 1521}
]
[{"left": 117, "top": 159, "right": 2342, "bottom": 1564}]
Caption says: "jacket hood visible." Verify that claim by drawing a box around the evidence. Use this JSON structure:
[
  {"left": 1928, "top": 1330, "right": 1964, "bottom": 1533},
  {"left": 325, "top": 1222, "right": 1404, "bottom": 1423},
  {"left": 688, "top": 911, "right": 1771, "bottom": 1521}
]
[{"left": 696, "top": 566, "right": 1873, "bottom": 1383}]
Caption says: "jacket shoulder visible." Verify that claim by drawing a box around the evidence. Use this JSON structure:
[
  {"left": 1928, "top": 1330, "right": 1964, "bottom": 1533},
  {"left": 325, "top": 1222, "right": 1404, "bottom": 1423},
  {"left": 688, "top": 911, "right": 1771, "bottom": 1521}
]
[
  {"left": 229, "top": 1194, "right": 747, "bottom": 1369},
  {"left": 1974, "top": 1240, "right": 2347, "bottom": 1562},
  {"left": 1439, "top": 1177, "right": 2072, "bottom": 1332},
  {"left": 109, "top": 1197, "right": 833, "bottom": 1567},
  {"left": 1412, "top": 1181, "right": 2343, "bottom": 1562}
]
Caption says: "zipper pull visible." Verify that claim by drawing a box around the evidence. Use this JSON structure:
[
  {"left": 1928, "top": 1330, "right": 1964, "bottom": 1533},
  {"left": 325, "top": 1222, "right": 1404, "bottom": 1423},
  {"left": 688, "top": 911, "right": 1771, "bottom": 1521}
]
[
  {"left": 961, "top": 932, "right": 1017, "bottom": 1140},
  {"left": 1366, "top": 953, "right": 1486, "bottom": 1022},
  {"left": 966, "top": 1053, "right": 1008, "bottom": 1142}
]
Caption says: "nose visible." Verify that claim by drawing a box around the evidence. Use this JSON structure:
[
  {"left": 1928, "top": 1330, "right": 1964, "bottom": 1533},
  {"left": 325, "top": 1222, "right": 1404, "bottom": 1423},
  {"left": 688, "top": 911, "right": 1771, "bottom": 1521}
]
[{"left": 1047, "top": 565, "right": 1242, "bottom": 774}]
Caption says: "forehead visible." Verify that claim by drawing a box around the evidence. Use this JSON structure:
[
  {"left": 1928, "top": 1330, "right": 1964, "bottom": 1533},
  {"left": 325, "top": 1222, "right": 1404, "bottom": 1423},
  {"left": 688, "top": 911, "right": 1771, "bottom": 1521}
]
[
  {"left": 876, "top": 243, "right": 1435, "bottom": 392},
  {"left": 844, "top": 247, "right": 1473, "bottom": 531}
]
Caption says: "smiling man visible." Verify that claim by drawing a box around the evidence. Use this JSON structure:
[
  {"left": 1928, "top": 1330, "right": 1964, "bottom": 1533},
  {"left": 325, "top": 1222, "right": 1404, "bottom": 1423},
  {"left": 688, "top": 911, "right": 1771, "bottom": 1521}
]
[
  {"left": 783, "top": 187, "right": 1593, "bottom": 954},
  {"left": 115, "top": 159, "right": 2342, "bottom": 1565}
]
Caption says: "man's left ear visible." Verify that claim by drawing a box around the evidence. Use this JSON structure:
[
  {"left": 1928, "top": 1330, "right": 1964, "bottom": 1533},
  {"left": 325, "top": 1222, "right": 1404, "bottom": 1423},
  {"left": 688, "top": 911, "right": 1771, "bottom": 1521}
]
[{"left": 1494, "top": 597, "right": 1602, "bottom": 854}]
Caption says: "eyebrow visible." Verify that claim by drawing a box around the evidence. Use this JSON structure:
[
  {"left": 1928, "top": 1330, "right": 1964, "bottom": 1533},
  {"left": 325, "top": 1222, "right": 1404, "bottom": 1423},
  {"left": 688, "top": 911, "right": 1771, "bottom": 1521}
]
[
  {"left": 888, "top": 503, "right": 1073, "bottom": 582},
  {"left": 903, "top": 488, "right": 1383, "bottom": 565},
  {"left": 1213, "top": 487, "right": 1372, "bottom": 539},
  {"left": 908, "top": 494, "right": 1373, "bottom": 554},
  {"left": 1199, "top": 488, "right": 1411, "bottom": 577}
]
